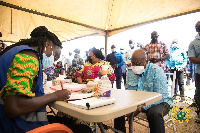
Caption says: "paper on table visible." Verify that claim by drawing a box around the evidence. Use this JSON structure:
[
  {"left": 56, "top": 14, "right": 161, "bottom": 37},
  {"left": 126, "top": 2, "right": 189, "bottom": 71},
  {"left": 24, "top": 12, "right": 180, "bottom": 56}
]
[
  {"left": 68, "top": 92, "right": 95, "bottom": 100},
  {"left": 68, "top": 97, "right": 116, "bottom": 109}
]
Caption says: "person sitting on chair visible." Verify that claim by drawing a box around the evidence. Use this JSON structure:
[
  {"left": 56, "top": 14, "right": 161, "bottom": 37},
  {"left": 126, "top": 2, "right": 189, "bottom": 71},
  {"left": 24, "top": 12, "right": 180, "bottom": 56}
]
[{"left": 114, "top": 49, "right": 172, "bottom": 133}]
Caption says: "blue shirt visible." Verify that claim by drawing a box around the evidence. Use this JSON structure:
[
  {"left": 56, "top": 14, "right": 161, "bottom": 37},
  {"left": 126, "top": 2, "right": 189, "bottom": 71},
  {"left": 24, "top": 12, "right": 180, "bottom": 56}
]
[
  {"left": 166, "top": 46, "right": 187, "bottom": 70},
  {"left": 188, "top": 36, "right": 200, "bottom": 74},
  {"left": 113, "top": 52, "right": 124, "bottom": 68},
  {"left": 126, "top": 62, "right": 172, "bottom": 110}
]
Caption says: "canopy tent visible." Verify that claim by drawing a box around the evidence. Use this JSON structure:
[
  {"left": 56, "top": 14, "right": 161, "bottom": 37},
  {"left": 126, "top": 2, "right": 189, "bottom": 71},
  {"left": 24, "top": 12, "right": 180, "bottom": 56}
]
[{"left": 1, "top": 0, "right": 200, "bottom": 53}]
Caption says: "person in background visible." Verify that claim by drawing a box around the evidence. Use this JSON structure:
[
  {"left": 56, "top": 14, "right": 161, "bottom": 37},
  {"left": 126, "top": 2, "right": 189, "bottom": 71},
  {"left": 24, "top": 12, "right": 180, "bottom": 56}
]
[
  {"left": 145, "top": 31, "right": 170, "bottom": 72},
  {"left": 100, "top": 47, "right": 105, "bottom": 57},
  {"left": 185, "top": 51, "right": 195, "bottom": 90},
  {"left": 64, "top": 51, "right": 73, "bottom": 72},
  {"left": 0, "top": 26, "right": 92, "bottom": 133},
  {"left": 74, "top": 48, "right": 84, "bottom": 67},
  {"left": 66, "top": 59, "right": 81, "bottom": 83},
  {"left": 124, "top": 39, "right": 137, "bottom": 68},
  {"left": 137, "top": 42, "right": 145, "bottom": 50},
  {"left": 75, "top": 47, "right": 115, "bottom": 84},
  {"left": 120, "top": 47, "right": 127, "bottom": 86},
  {"left": 106, "top": 45, "right": 124, "bottom": 89},
  {"left": 166, "top": 39, "right": 187, "bottom": 98},
  {"left": 114, "top": 49, "right": 172, "bottom": 133},
  {"left": 188, "top": 21, "right": 200, "bottom": 123}
]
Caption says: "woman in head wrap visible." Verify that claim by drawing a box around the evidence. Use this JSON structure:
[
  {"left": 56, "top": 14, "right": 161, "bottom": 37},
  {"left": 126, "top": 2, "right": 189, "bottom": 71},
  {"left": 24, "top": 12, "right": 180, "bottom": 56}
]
[{"left": 75, "top": 47, "right": 115, "bottom": 84}]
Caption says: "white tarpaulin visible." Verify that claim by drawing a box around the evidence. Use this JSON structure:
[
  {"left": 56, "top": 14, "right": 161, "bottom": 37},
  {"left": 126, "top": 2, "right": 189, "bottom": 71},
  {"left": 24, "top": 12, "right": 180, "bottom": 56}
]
[{"left": 0, "top": 0, "right": 200, "bottom": 42}]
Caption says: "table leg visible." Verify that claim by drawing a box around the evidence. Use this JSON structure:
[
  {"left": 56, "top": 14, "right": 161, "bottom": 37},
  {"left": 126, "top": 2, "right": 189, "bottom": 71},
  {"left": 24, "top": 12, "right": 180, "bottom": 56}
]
[
  {"left": 97, "top": 123, "right": 106, "bottom": 133},
  {"left": 129, "top": 112, "right": 134, "bottom": 133}
]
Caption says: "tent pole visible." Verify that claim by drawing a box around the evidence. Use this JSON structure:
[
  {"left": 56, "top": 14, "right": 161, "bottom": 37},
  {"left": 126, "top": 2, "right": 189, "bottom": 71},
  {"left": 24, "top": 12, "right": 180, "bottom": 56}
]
[{"left": 105, "top": 30, "right": 108, "bottom": 58}]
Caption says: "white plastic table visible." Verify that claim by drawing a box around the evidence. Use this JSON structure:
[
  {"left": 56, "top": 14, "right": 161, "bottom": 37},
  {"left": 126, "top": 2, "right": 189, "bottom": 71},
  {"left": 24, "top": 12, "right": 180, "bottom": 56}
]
[{"left": 49, "top": 89, "right": 162, "bottom": 133}]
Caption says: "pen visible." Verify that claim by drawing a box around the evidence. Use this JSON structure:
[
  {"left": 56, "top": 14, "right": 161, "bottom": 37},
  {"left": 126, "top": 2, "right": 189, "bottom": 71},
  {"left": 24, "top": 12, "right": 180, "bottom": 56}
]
[{"left": 60, "top": 81, "right": 63, "bottom": 90}]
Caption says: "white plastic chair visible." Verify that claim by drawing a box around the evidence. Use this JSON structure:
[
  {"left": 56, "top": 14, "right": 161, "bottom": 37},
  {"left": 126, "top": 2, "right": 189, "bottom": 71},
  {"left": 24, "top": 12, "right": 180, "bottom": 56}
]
[{"left": 166, "top": 71, "right": 176, "bottom": 97}]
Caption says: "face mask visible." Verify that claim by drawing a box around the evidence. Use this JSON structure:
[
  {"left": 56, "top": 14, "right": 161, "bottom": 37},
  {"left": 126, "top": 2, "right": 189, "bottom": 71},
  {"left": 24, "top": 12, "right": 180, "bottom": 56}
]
[
  {"left": 172, "top": 43, "right": 178, "bottom": 48},
  {"left": 151, "top": 35, "right": 158, "bottom": 42},
  {"left": 129, "top": 44, "right": 134, "bottom": 48},
  {"left": 120, "top": 50, "right": 124, "bottom": 54},
  {"left": 87, "top": 56, "right": 92, "bottom": 63},
  {"left": 196, "top": 25, "right": 200, "bottom": 32},
  {"left": 131, "top": 66, "right": 145, "bottom": 75},
  {"left": 42, "top": 53, "right": 54, "bottom": 69},
  {"left": 111, "top": 48, "right": 116, "bottom": 52}
]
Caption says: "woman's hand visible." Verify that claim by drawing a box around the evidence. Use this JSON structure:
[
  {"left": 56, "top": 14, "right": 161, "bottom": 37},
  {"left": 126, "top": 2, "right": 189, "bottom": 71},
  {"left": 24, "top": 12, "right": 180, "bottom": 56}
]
[{"left": 53, "top": 89, "right": 71, "bottom": 101}]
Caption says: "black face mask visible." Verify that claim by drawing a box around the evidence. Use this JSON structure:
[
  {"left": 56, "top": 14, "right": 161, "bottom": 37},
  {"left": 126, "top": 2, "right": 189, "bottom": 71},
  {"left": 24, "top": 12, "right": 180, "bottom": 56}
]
[
  {"left": 196, "top": 25, "right": 200, "bottom": 32},
  {"left": 87, "top": 56, "right": 92, "bottom": 63},
  {"left": 151, "top": 35, "right": 158, "bottom": 42}
]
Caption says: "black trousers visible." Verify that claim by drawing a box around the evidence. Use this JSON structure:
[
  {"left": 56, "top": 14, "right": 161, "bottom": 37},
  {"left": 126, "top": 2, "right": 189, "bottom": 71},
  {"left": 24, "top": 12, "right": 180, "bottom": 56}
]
[
  {"left": 122, "top": 73, "right": 126, "bottom": 86},
  {"left": 170, "top": 69, "right": 184, "bottom": 95},
  {"left": 47, "top": 115, "right": 92, "bottom": 133},
  {"left": 195, "top": 73, "right": 200, "bottom": 114},
  {"left": 116, "top": 75, "right": 122, "bottom": 89},
  {"left": 114, "top": 102, "right": 170, "bottom": 133}
]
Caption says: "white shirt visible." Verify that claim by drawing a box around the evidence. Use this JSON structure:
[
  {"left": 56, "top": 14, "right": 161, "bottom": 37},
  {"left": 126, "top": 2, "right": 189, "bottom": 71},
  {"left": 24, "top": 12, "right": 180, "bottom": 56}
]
[{"left": 124, "top": 49, "right": 135, "bottom": 65}]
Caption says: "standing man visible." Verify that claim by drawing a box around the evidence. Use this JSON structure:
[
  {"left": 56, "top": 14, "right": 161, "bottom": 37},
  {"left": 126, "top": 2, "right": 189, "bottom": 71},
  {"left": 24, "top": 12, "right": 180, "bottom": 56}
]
[
  {"left": 188, "top": 21, "right": 200, "bottom": 123},
  {"left": 166, "top": 39, "right": 187, "bottom": 97},
  {"left": 106, "top": 45, "right": 124, "bottom": 89},
  {"left": 120, "top": 47, "right": 127, "bottom": 86},
  {"left": 124, "top": 39, "right": 137, "bottom": 68},
  {"left": 145, "top": 31, "right": 170, "bottom": 72}
]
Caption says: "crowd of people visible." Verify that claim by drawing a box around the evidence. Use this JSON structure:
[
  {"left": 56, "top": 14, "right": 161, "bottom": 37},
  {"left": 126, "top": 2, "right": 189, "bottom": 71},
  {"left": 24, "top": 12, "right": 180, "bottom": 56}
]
[{"left": 0, "top": 20, "right": 200, "bottom": 133}]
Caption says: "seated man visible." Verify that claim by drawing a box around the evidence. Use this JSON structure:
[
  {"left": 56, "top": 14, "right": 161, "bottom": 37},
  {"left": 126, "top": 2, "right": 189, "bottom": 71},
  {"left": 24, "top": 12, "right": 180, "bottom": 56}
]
[{"left": 114, "top": 49, "right": 172, "bottom": 133}]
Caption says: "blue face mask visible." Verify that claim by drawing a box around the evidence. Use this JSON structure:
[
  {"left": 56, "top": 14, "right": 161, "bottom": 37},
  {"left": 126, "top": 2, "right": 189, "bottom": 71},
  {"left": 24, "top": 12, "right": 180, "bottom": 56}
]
[{"left": 42, "top": 53, "right": 54, "bottom": 69}]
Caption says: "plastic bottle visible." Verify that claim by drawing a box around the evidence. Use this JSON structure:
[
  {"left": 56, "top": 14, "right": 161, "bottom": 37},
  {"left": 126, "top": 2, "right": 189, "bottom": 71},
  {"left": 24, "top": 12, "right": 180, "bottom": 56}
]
[{"left": 98, "top": 65, "right": 112, "bottom": 97}]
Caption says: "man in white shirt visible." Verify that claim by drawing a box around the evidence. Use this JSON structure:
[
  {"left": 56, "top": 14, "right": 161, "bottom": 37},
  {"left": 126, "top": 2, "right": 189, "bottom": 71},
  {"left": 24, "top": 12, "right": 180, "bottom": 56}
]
[{"left": 124, "top": 39, "right": 137, "bottom": 67}]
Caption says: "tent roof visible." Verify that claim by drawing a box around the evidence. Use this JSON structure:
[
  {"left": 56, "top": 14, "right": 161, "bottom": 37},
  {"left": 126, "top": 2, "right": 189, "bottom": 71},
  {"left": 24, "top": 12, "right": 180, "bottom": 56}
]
[{"left": 0, "top": 0, "right": 200, "bottom": 42}]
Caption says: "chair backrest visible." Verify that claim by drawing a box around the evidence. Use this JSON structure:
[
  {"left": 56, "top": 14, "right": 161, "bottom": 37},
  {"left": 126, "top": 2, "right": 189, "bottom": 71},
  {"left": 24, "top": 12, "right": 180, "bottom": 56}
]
[
  {"left": 165, "top": 71, "right": 176, "bottom": 97},
  {"left": 26, "top": 123, "right": 73, "bottom": 133}
]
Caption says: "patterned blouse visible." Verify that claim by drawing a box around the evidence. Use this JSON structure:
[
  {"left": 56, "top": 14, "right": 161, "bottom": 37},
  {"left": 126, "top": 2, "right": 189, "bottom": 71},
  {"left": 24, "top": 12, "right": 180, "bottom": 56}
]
[
  {"left": 145, "top": 41, "right": 169, "bottom": 71},
  {"left": 75, "top": 61, "right": 115, "bottom": 83},
  {"left": 0, "top": 53, "right": 39, "bottom": 99}
]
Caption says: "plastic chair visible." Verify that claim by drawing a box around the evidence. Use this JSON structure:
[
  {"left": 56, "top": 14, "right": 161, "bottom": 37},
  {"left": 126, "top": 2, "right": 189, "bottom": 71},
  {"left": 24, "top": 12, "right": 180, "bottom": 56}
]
[
  {"left": 133, "top": 110, "right": 176, "bottom": 133},
  {"left": 26, "top": 123, "right": 73, "bottom": 133},
  {"left": 166, "top": 71, "right": 176, "bottom": 97}
]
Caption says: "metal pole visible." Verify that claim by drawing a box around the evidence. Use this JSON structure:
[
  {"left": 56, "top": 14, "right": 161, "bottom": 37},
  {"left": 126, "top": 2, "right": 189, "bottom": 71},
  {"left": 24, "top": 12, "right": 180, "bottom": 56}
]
[{"left": 105, "top": 30, "right": 108, "bottom": 58}]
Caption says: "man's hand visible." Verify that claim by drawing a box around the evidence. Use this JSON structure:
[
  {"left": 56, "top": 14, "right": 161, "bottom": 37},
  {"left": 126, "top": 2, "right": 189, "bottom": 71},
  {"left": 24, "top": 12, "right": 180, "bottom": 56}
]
[
  {"left": 148, "top": 58, "right": 160, "bottom": 63},
  {"left": 126, "top": 63, "right": 131, "bottom": 67},
  {"left": 178, "top": 67, "right": 184, "bottom": 72},
  {"left": 111, "top": 64, "right": 118, "bottom": 69}
]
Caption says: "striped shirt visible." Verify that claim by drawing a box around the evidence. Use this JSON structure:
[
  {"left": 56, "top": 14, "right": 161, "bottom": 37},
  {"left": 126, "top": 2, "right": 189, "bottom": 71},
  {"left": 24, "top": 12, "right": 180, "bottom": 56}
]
[{"left": 145, "top": 41, "right": 169, "bottom": 71}]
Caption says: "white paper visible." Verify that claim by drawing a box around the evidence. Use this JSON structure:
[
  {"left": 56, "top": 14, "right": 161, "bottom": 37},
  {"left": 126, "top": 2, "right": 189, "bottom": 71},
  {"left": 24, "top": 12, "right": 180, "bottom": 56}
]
[
  {"left": 68, "top": 92, "right": 94, "bottom": 100},
  {"left": 68, "top": 97, "right": 116, "bottom": 109}
]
